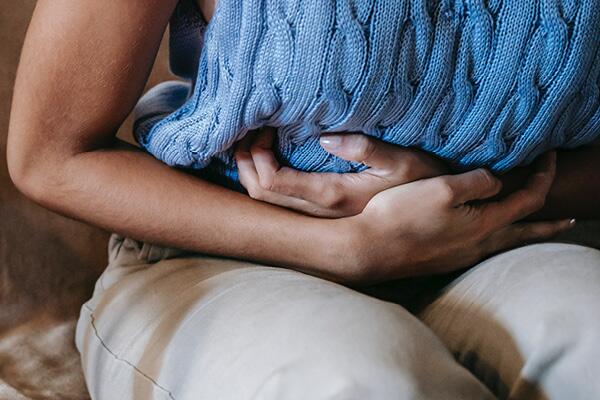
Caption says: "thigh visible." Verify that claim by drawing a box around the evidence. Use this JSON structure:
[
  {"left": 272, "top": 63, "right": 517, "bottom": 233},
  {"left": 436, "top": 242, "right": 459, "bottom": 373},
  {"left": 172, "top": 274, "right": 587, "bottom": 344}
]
[
  {"left": 76, "top": 235, "right": 493, "bottom": 400},
  {"left": 418, "top": 243, "right": 600, "bottom": 400}
]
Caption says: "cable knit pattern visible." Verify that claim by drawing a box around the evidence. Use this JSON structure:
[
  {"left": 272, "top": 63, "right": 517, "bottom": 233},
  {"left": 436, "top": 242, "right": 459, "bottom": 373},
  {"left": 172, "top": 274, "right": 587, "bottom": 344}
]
[{"left": 136, "top": 0, "right": 600, "bottom": 186}]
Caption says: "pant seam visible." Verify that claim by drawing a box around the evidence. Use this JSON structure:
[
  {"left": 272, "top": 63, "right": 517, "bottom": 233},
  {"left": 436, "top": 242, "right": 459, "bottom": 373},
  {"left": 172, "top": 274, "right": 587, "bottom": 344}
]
[{"left": 83, "top": 304, "right": 176, "bottom": 400}]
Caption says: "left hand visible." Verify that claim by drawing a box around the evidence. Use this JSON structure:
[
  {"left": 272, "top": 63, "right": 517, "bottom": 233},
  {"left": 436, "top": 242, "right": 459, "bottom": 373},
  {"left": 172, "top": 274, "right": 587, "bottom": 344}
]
[{"left": 234, "top": 127, "right": 449, "bottom": 218}]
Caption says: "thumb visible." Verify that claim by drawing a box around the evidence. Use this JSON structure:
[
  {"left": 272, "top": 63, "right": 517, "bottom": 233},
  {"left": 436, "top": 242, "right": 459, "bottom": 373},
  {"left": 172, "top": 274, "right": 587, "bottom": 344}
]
[
  {"left": 320, "top": 134, "right": 403, "bottom": 171},
  {"left": 441, "top": 169, "right": 503, "bottom": 206}
]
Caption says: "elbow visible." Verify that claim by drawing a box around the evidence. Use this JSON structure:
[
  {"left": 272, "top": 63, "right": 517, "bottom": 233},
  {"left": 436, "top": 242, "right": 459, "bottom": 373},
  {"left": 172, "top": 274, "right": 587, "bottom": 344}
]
[
  {"left": 7, "top": 149, "right": 44, "bottom": 204},
  {"left": 6, "top": 130, "right": 58, "bottom": 204}
]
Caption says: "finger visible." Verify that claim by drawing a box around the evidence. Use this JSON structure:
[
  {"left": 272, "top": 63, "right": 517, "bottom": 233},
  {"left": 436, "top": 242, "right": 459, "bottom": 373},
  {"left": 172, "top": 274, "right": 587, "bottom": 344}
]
[
  {"left": 248, "top": 127, "right": 335, "bottom": 201},
  {"left": 236, "top": 141, "right": 282, "bottom": 199},
  {"left": 250, "top": 127, "right": 280, "bottom": 183},
  {"left": 434, "top": 169, "right": 503, "bottom": 206},
  {"left": 483, "top": 218, "right": 575, "bottom": 254},
  {"left": 236, "top": 145, "right": 333, "bottom": 215},
  {"left": 251, "top": 161, "right": 384, "bottom": 213},
  {"left": 320, "top": 133, "right": 420, "bottom": 173},
  {"left": 236, "top": 142, "right": 287, "bottom": 201},
  {"left": 250, "top": 149, "right": 334, "bottom": 201},
  {"left": 247, "top": 126, "right": 324, "bottom": 198},
  {"left": 246, "top": 129, "right": 351, "bottom": 206},
  {"left": 234, "top": 140, "right": 261, "bottom": 191},
  {"left": 482, "top": 152, "right": 557, "bottom": 226}
]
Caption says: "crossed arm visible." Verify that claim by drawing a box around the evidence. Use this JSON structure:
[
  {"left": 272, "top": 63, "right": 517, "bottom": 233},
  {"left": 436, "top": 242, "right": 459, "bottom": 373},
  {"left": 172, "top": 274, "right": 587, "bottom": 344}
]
[{"left": 7, "top": 0, "right": 599, "bottom": 285}]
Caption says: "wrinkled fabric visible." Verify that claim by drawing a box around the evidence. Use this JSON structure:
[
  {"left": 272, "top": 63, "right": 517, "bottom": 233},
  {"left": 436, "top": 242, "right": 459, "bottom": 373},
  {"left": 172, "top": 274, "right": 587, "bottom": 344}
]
[{"left": 76, "top": 238, "right": 600, "bottom": 399}]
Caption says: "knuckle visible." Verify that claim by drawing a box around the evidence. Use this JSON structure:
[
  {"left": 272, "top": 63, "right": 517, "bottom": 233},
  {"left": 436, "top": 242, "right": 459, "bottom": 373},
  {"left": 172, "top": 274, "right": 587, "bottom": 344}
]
[
  {"left": 529, "top": 224, "right": 554, "bottom": 239},
  {"left": 525, "top": 193, "right": 546, "bottom": 212},
  {"left": 513, "top": 225, "right": 528, "bottom": 240},
  {"left": 258, "top": 175, "right": 274, "bottom": 192},
  {"left": 262, "top": 173, "right": 278, "bottom": 192},
  {"left": 352, "top": 135, "right": 376, "bottom": 161},
  {"left": 246, "top": 184, "right": 265, "bottom": 201},
  {"left": 474, "top": 218, "right": 494, "bottom": 239},
  {"left": 396, "top": 155, "right": 420, "bottom": 181},
  {"left": 249, "top": 139, "right": 267, "bottom": 155},
  {"left": 319, "top": 185, "right": 345, "bottom": 209},
  {"left": 434, "top": 177, "right": 456, "bottom": 203},
  {"left": 258, "top": 168, "right": 282, "bottom": 193},
  {"left": 517, "top": 225, "right": 548, "bottom": 244},
  {"left": 271, "top": 169, "right": 299, "bottom": 195},
  {"left": 476, "top": 169, "right": 498, "bottom": 190},
  {"left": 532, "top": 228, "right": 551, "bottom": 240}
]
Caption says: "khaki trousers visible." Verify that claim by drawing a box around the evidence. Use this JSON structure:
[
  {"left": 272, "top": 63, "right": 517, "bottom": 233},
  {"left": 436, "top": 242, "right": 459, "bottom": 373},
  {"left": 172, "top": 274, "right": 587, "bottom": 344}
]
[{"left": 76, "top": 234, "right": 600, "bottom": 399}]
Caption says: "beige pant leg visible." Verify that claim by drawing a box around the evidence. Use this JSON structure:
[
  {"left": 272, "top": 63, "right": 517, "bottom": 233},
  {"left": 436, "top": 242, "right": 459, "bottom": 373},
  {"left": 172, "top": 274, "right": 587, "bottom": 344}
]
[
  {"left": 418, "top": 243, "right": 600, "bottom": 400},
  {"left": 76, "top": 235, "right": 493, "bottom": 400}
]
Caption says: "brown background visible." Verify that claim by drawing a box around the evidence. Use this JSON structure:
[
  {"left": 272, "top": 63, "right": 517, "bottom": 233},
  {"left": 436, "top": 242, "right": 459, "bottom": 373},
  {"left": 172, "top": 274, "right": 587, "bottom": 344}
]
[{"left": 0, "top": 2, "right": 172, "bottom": 398}]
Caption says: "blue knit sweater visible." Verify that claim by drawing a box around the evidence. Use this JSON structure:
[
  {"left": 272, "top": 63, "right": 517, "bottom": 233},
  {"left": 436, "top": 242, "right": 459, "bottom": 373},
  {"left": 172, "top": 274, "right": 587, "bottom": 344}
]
[{"left": 135, "top": 0, "right": 600, "bottom": 186}]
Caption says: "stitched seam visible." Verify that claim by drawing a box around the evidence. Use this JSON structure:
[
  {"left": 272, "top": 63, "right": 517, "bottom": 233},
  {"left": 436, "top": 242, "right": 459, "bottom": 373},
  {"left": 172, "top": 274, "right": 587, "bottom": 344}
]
[{"left": 83, "top": 305, "right": 176, "bottom": 400}]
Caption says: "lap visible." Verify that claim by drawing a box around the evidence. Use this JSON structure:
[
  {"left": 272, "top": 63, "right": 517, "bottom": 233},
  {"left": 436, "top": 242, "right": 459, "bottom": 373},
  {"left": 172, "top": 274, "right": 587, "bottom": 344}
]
[
  {"left": 77, "top": 236, "right": 600, "bottom": 399},
  {"left": 76, "top": 235, "right": 491, "bottom": 400}
]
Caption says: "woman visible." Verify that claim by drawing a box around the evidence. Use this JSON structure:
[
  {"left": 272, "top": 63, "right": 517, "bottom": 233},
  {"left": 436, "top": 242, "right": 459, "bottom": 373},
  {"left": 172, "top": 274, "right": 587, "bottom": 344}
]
[{"left": 7, "top": 0, "right": 600, "bottom": 398}]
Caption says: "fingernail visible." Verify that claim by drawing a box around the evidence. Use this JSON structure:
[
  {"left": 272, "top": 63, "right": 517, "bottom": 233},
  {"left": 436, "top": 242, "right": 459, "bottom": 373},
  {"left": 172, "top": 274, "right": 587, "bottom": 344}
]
[
  {"left": 569, "top": 218, "right": 577, "bottom": 226},
  {"left": 320, "top": 135, "right": 342, "bottom": 150}
]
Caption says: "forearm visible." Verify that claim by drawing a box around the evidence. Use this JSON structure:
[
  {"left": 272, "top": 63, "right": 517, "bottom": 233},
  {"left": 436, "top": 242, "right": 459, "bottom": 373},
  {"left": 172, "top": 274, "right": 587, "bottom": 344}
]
[
  {"left": 23, "top": 143, "right": 347, "bottom": 280},
  {"left": 500, "top": 145, "right": 600, "bottom": 220},
  {"left": 6, "top": 0, "right": 353, "bottom": 282}
]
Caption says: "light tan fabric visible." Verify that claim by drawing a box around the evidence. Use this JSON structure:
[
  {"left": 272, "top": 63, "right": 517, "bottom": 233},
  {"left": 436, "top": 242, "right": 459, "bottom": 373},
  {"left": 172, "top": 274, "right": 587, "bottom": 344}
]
[
  {"left": 417, "top": 244, "right": 600, "bottom": 399},
  {"left": 76, "top": 235, "right": 600, "bottom": 400}
]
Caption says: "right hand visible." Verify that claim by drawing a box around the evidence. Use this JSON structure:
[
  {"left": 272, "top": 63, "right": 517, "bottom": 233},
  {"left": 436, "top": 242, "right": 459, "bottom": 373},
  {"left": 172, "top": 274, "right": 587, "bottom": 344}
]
[
  {"left": 333, "top": 152, "right": 574, "bottom": 284},
  {"left": 235, "top": 128, "right": 449, "bottom": 218}
]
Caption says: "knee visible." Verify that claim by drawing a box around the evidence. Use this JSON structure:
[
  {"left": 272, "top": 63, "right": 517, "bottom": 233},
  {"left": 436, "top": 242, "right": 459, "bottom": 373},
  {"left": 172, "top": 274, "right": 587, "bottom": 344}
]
[
  {"left": 507, "top": 244, "right": 600, "bottom": 339},
  {"left": 253, "top": 360, "right": 426, "bottom": 400},
  {"left": 521, "top": 279, "right": 600, "bottom": 387},
  {"left": 251, "top": 333, "right": 492, "bottom": 400},
  {"left": 418, "top": 244, "right": 600, "bottom": 398},
  {"left": 472, "top": 244, "right": 600, "bottom": 327},
  {"left": 243, "top": 293, "right": 493, "bottom": 400},
  {"left": 515, "top": 309, "right": 600, "bottom": 399},
  {"left": 493, "top": 244, "right": 600, "bottom": 395}
]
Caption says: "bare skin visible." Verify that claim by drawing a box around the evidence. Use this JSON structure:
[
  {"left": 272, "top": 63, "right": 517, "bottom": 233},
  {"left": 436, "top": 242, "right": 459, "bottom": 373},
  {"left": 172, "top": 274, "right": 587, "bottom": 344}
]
[
  {"left": 196, "top": 0, "right": 215, "bottom": 22},
  {"left": 237, "top": 128, "right": 600, "bottom": 220},
  {"left": 6, "top": 0, "right": 595, "bottom": 286}
]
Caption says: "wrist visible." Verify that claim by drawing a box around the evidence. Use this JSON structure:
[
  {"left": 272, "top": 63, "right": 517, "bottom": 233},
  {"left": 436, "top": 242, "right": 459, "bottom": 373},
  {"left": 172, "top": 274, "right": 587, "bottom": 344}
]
[
  {"left": 313, "top": 216, "right": 375, "bottom": 284},
  {"left": 327, "top": 213, "right": 415, "bottom": 284}
]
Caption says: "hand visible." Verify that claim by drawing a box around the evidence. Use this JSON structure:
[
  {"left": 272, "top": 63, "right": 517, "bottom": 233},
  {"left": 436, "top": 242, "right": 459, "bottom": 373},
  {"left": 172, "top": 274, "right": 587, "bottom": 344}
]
[
  {"left": 333, "top": 152, "right": 575, "bottom": 284},
  {"left": 234, "top": 127, "right": 448, "bottom": 218}
]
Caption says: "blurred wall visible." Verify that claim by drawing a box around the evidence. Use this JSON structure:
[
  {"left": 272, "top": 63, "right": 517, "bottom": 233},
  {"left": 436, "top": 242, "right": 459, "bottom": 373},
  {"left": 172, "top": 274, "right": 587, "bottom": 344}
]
[{"left": 0, "top": 1, "right": 173, "bottom": 330}]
